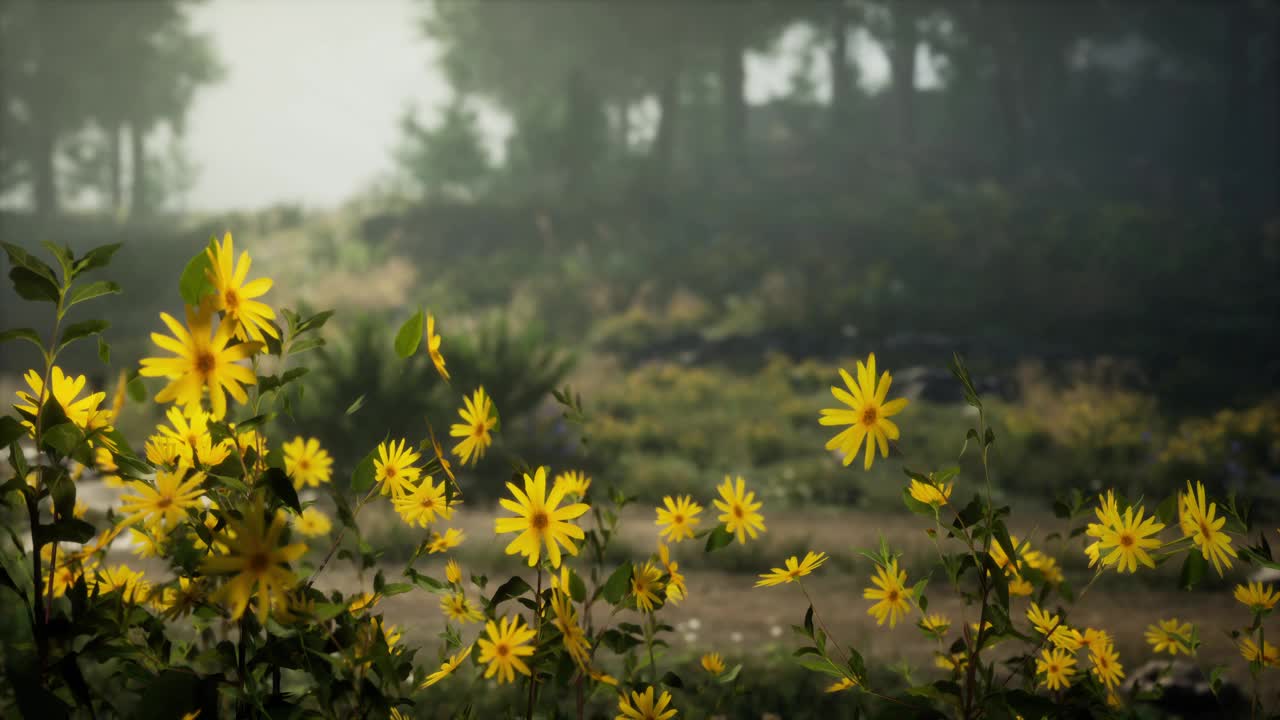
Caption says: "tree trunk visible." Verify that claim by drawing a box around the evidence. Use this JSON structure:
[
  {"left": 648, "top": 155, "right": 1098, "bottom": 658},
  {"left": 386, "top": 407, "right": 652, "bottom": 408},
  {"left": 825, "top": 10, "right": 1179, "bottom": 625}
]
[
  {"left": 890, "top": 1, "right": 919, "bottom": 155},
  {"left": 829, "top": 4, "right": 853, "bottom": 129},
  {"left": 129, "top": 120, "right": 147, "bottom": 218},
  {"left": 720, "top": 15, "right": 746, "bottom": 167}
]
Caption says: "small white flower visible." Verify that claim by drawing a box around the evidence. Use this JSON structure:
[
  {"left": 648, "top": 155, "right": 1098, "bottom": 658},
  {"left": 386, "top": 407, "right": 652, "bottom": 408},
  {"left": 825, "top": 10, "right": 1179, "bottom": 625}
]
[
  {"left": 687, "top": 618, "right": 702, "bottom": 631},
  {"left": 684, "top": 632, "right": 698, "bottom": 644},
  {"left": 730, "top": 631, "right": 743, "bottom": 643},
  {"left": 770, "top": 625, "right": 783, "bottom": 638}
]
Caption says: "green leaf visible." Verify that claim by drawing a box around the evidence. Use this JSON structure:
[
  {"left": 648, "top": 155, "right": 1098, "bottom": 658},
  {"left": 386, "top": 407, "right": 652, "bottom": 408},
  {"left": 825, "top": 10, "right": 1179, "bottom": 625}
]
[
  {"left": 718, "top": 663, "right": 742, "bottom": 683},
  {"left": 568, "top": 568, "right": 587, "bottom": 603},
  {"left": 345, "top": 394, "right": 366, "bottom": 416},
  {"left": 803, "top": 604, "right": 815, "bottom": 638},
  {"left": 58, "top": 319, "right": 109, "bottom": 352},
  {"left": 659, "top": 671, "right": 683, "bottom": 689},
  {"left": 0, "top": 416, "right": 24, "bottom": 447},
  {"left": 601, "top": 561, "right": 633, "bottom": 605},
  {"left": 704, "top": 524, "right": 734, "bottom": 552},
  {"left": 294, "top": 309, "right": 334, "bottom": 335},
  {"left": 350, "top": 449, "right": 377, "bottom": 494},
  {"left": 406, "top": 568, "right": 449, "bottom": 594},
  {"left": 0, "top": 327, "right": 42, "bottom": 351},
  {"left": 394, "top": 309, "right": 424, "bottom": 358},
  {"left": 35, "top": 518, "right": 96, "bottom": 545},
  {"left": 902, "top": 488, "right": 935, "bottom": 516},
  {"left": 39, "top": 241, "right": 74, "bottom": 280},
  {"left": 262, "top": 467, "right": 301, "bottom": 513},
  {"left": 381, "top": 582, "right": 413, "bottom": 597},
  {"left": 45, "top": 468, "right": 77, "bottom": 522},
  {"left": 1, "top": 241, "right": 58, "bottom": 283},
  {"left": 488, "top": 576, "right": 533, "bottom": 609},
  {"left": 1155, "top": 493, "right": 1179, "bottom": 526},
  {"left": 42, "top": 423, "right": 86, "bottom": 457},
  {"left": 1178, "top": 549, "right": 1206, "bottom": 590},
  {"left": 133, "top": 669, "right": 210, "bottom": 720},
  {"left": 66, "top": 280, "right": 120, "bottom": 307},
  {"left": 10, "top": 266, "right": 61, "bottom": 303},
  {"left": 992, "top": 520, "right": 1019, "bottom": 574},
  {"left": 97, "top": 336, "right": 110, "bottom": 364},
  {"left": 178, "top": 244, "right": 215, "bottom": 305},
  {"left": 71, "top": 242, "right": 122, "bottom": 278},
  {"left": 127, "top": 376, "right": 147, "bottom": 403}
]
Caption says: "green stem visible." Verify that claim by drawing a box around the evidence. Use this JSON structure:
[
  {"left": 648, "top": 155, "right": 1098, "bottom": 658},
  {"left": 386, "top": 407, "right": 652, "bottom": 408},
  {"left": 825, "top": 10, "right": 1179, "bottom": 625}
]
[
  {"left": 527, "top": 566, "right": 543, "bottom": 720},
  {"left": 645, "top": 612, "right": 658, "bottom": 684}
]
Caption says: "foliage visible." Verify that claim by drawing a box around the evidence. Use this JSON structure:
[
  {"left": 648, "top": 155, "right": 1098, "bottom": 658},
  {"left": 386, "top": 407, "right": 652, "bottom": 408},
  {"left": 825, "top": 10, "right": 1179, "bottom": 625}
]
[{"left": 2, "top": 238, "right": 1278, "bottom": 720}]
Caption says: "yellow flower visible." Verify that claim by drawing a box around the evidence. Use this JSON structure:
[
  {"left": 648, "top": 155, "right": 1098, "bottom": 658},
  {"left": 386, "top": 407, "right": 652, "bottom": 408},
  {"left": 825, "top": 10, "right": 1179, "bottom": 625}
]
[
  {"left": 713, "top": 476, "right": 765, "bottom": 544},
  {"left": 553, "top": 470, "right": 591, "bottom": 498},
  {"left": 919, "top": 614, "right": 951, "bottom": 636},
  {"left": 908, "top": 478, "right": 952, "bottom": 508},
  {"left": 935, "top": 652, "right": 968, "bottom": 672},
  {"left": 1234, "top": 581, "right": 1278, "bottom": 612},
  {"left": 755, "top": 551, "right": 828, "bottom": 587},
  {"left": 96, "top": 564, "right": 151, "bottom": 604},
  {"left": 127, "top": 527, "right": 166, "bottom": 559},
  {"left": 293, "top": 507, "right": 332, "bottom": 537},
  {"left": 14, "top": 366, "right": 111, "bottom": 439},
  {"left": 494, "top": 467, "right": 589, "bottom": 568},
  {"left": 117, "top": 469, "right": 206, "bottom": 531},
  {"left": 631, "top": 560, "right": 665, "bottom": 612},
  {"left": 1077, "top": 627, "right": 1113, "bottom": 655},
  {"left": 1239, "top": 637, "right": 1280, "bottom": 668},
  {"left": 450, "top": 386, "right": 496, "bottom": 466},
  {"left": 348, "top": 592, "right": 378, "bottom": 614},
  {"left": 193, "top": 433, "right": 232, "bottom": 467},
  {"left": 200, "top": 499, "right": 308, "bottom": 623},
  {"left": 157, "top": 577, "right": 206, "bottom": 618},
  {"left": 701, "top": 652, "right": 725, "bottom": 675},
  {"left": 1035, "top": 647, "right": 1076, "bottom": 691},
  {"left": 616, "top": 686, "right": 677, "bottom": 720},
  {"left": 181, "top": 712, "right": 201, "bottom": 720},
  {"left": 427, "top": 528, "right": 465, "bottom": 554},
  {"left": 393, "top": 476, "right": 454, "bottom": 527},
  {"left": 1180, "top": 481, "right": 1237, "bottom": 576},
  {"left": 95, "top": 446, "right": 122, "bottom": 487},
  {"left": 138, "top": 303, "right": 260, "bottom": 419},
  {"left": 440, "top": 592, "right": 483, "bottom": 623},
  {"left": 283, "top": 437, "right": 333, "bottom": 489},
  {"left": 425, "top": 313, "right": 449, "bottom": 381},
  {"left": 1145, "top": 618, "right": 1194, "bottom": 656},
  {"left": 145, "top": 433, "right": 185, "bottom": 468},
  {"left": 374, "top": 438, "right": 421, "bottom": 497},
  {"left": 653, "top": 543, "right": 685, "bottom": 604},
  {"left": 826, "top": 677, "right": 859, "bottom": 693},
  {"left": 1090, "top": 642, "right": 1125, "bottom": 690},
  {"left": 587, "top": 666, "right": 618, "bottom": 686},
  {"left": 864, "top": 558, "right": 912, "bottom": 627},
  {"left": 428, "top": 423, "right": 456, "bottom": 487},
  {"left": 820, "top": 353, "right": 908, "bottom": 470},
  {"left": 550, "top": 590, "right": 591, "bottom": 667},
  {"left": 476, "top": 616, "right": 536, "bottom": 684},
  {"left": 420, "top": 644, "right": 472, "bottom": 688},
  {"left": 1096, "top": 504, "right": 1165, "bottom": 573},
  {"left": 1008, "top": 575, "right": 1033, "bottom": 596},
  {"left": 446, "top": 559, "right": 462, "bottom": 585},
  {"left": 156, "top": 405, "right": 208, "bottom": 464},
  {"left": 205, "top": 232, "right": 278, "bottom": 342},
  {"left": 655, "top": 495, "right": 702, "bottom": 543},
  {"left": 45, "top": 550, "right": 95, "bottom": 598}
]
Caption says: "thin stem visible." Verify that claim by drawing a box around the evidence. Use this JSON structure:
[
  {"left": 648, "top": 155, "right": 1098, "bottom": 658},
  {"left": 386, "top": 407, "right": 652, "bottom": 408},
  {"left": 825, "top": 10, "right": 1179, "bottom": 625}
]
[
  {"left": 527, "top": 566, "right": 543, "bottom": 720},
  {"left": 304, "top": 486, "right": 378, "bottom": 590},
  {"left": 645, "top": 612, "right": 658, "bottom": 684},
  {"left": 29, "top": 289, "right": 66, "bottom": 665}
]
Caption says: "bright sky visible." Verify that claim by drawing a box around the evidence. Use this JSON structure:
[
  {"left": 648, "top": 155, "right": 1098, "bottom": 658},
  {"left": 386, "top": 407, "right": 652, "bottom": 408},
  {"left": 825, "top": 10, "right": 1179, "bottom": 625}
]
[{"left": 183, "top": 0, "right": 916, "bottom": 212}]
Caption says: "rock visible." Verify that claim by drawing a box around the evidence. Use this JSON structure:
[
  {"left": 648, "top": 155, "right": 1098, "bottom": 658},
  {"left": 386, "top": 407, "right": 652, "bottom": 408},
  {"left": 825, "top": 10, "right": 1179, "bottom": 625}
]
[{"left": 1121, "top": 660, "right": 1246, "bottom": 719}]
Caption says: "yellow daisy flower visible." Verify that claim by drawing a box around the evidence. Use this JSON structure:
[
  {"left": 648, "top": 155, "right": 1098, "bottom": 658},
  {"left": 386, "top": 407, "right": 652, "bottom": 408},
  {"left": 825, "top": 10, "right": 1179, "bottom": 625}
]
[
  {"left": 655, "top": 495, "right": 702, "bottom": 543},
  {"left": 616, "top": 686, "right": 677, "bottom": 720},
  {"left": 494, "top": 466, "right": 589, "bottom": 568},
  {"left": 1096, "top": 504, "right": 1164, "bottom": 573},
  {"left": 863, "top": 558, "right": 912, "bottom": 627},
  {"left": 1234, "top": 581, "right": 1278, "bottom": 612},
  {"left": 420, "top": 644, "right": 472, "bottom": 688},
  {"left": 293, "top": 507, "right": 332, "bottom": 537},
  {"left": 476, "top": 616, "right": 536, "bottom": 684},
  {"left": 117, "top": 468, "right": 206, "bottom": 531},
  {"left": 1035, "top": 647, "right": 1076, "bottom": 691},
  {"left": 348, "top": 592, "right": 378, "bottom": 615},
  {"left": 145, "top": 433, "right": 185, "bottom": 468},
  {"left": 1145, "top": 618, "right": 1194, "bottom": 656},
  {"left": 200, "top": 499, "right": 308, "bottom": 623},
  {"left": 446, "top": 559, "right": 463, "bottom": 585},
  {"left": 1090, "top": 642, "right": 1125, "bottom": 690},
  {"left": 1239, "top": 637, "right": 1280, "bottom": 668},
  {"left": 755, "top": 551, "right": 829, "bottom": 587},
  {"left": 425, "top": 313, "right": 449, "bottom": 381},
  {"left": 908, "top": 478, "right": 952, "bottom": 508},
  {"left": 138, "top": 302, "right": 260, "bottom": 419},
  {"left": 205, "top": 232, "right": 278, "bottom": 342},
  {"left": 550, "top": 590, "right": 591, "bottom": 667},
  {"left": 127, "top": 527, "right": 166, "bottom": 559},
  {"left": 283, "top": 436, "right": 333, "bottom": 489},
  {"left": 440, "top": 592, "right": 483, "bottom": 623},
  {"left": 819, "top": 353, "right": 909, "bottom": 470},
  {"left": 14, "top": 366, "right": 111, "bottom": 439},
  {"left": 374, "top": 438, "right": 421, "bottom": 497},
  {"left": 553, "top": 470, "right": 591, "bottom": 498},
  {"left": 393, "top": 475, "right": 454, "bottom": 528},
  {"left": 1077, "top": 627, "right": 1113, "bottom": 655},
  {"left": 450, "top": 386, "right": 496, "bottom": 466},
  {"left": 631, "top": 560, "right": 665, "bottom": 612},
  {"left": 427, "top": 528, "right": 465, "bottom": 554},
  {"left": 96, "top": 564, "right": 151, "bottom": 604},
  {"left": 919, "top": 613, "right": 951, "bottom": 636},
  {"left": 701, "top": 652, "right": 725, "bottom": 675},
  {"left": 658, "top": 543, "right": 686, "bottom": 603},
  {"left": 713, "top": 476, "right": 765, "bottom": 544},
  {"left": 826, "top": 676, "right": 859, "bottom": 693},
  {"left": 1180, "top": 481, "right": 1237, "bottom": 576}
]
